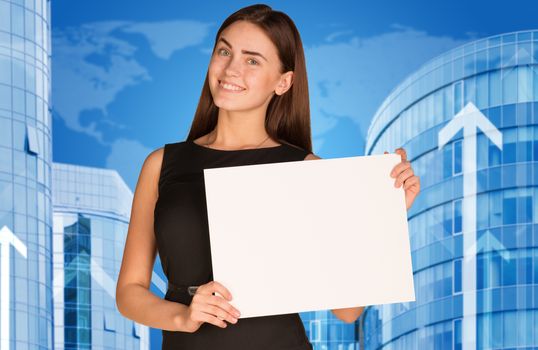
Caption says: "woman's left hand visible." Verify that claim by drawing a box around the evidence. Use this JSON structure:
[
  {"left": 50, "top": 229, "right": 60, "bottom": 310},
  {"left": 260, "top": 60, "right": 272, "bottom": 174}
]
[{"left": 385, "top": 148, "right": 420, "bottom": 210}]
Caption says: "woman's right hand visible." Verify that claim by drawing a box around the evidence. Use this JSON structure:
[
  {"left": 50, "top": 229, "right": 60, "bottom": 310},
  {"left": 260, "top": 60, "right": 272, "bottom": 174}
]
[{"left": 182, "top": 281, "right": 242, "bottom": 333}]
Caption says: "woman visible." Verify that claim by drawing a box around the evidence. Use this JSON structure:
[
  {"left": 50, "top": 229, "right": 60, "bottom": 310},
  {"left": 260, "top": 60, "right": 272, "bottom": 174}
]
[{"left": 116, "top": 4, "right": 421, "bottom": 349}]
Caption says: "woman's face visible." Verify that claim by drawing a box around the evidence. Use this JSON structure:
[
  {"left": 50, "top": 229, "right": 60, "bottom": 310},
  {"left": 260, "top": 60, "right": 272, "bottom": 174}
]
[{"left": 208, "top": 20, "right": 292, "bottom": 112}]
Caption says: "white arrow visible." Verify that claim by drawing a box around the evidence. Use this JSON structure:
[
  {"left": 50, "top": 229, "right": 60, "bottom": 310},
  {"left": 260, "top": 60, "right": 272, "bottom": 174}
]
[
  {"left": 466, "top": 229, "right": 510, "bottom": 262},
  {"left": 438, "top": 102, "right": 502, "bottom": 350},
  {"left": 0, "top": 225, "right": 28, "bottom": 350},
  {"left": 500, "top": 46, "right": 538, "bottom": 82}
]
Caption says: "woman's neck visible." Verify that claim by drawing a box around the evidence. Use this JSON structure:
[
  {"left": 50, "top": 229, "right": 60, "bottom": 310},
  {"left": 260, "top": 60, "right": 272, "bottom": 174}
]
[{"left": 207, "top": 108, "right": 276, "bottom": 148}]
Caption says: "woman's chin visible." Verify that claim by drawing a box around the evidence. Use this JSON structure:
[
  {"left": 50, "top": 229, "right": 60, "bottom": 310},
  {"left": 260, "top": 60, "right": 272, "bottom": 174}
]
[{"left": 213, "top": 99, "right": 244, "bottom": 111}]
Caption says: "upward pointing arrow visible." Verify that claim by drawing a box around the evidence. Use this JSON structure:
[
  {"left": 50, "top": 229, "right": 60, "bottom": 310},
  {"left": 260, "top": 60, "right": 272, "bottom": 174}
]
[
  {"left": 0, "top": 225, "right": 28, "bottom": 350},
  {"left": 0, "top": 225, "right": 27, "bottom": 257},
  {"left": 438, "top": 102, "right": 503, "bottom": 350},
  {"left": 467, "top": 229, "right": 510, "bottom": 262},
  {"left": 439, "top": 102, "right": 502, "bottom": 151}
]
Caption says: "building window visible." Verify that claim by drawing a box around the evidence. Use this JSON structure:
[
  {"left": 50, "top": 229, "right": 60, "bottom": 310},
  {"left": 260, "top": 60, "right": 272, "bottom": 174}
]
[
  {"left": 502, "top": 196, "right": 517, "bottom": 225},
  {"left": 501, "top": 254, "right": 516, "bottom": 286},
  {"left": 453, "top": 199, "right": 462, "bottom": 234},
  {"left": 443, "top": 202, "right": 453, "bottom": 236},
  {"left": 309, "top": 320, "right": 321, "bottom": 342},
  {"left": 477, "top": 252, "right": 486, "bottom": 289},
  {"left": 443, "top": 143, "right": 453, "bottom": 179},
  {"left": 453, "top": 259, "right": 462, "bottom": 294},
  {"left": 502, "top": 67, "right": 518, "bottom": 104},
  {"left": 104, "top": 311, "right": 116, "bottom": 332},
  {"left": 453, "top": 318, "right": 462, "bottom": 350},
  {"left": 489, "top": 70, "right": 502, "bottom": 106},
  {"left": 453, "top": 81, "right": 463, "bottom": 115},
  {"left": 453, "top": 140, "right": 462, "bottom": 175},
  {"left": 26, "top": 124, "right": 39, "bottom": 155},
  {"left": 517, "top": 195, "right": 532, "bottom": 223},
  {"left": 502, "top": 128, "right": 516, "bottom": 164},
  {"left": 133, "top": 322, "right": 141, "bottom": 339}
]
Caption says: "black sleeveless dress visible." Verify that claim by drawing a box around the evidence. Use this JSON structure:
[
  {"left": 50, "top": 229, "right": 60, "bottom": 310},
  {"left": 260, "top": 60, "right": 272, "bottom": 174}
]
[{"left": 154, "top": 139, "right": 314, "bottom": 350}]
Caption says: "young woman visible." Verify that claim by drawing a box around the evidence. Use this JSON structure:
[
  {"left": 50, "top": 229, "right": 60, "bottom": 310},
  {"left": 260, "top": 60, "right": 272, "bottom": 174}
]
[{"left": 116, "top": 4, "right": 420, "bottom": 349}]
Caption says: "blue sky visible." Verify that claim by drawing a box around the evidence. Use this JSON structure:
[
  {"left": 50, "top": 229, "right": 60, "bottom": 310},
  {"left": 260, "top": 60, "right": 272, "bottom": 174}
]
[{"left": 51, "top": 0, "right": 538, "bottom": 191}]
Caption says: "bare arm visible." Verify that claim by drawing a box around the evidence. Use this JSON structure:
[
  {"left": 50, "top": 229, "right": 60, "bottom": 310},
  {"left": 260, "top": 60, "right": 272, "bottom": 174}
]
[
  {"left": 331, "top": 306, "right": 364, "bottom": 323},
  {"left": 115, "top": 147, "right": 188, "bottom": 331},
  {"left": 304, "top": 152, "right": 365, "bottom": 324}
]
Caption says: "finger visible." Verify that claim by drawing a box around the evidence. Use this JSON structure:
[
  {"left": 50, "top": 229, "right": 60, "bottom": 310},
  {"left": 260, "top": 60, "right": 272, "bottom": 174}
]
[
  {"left": 211, "top": 281, "right": 234, "bottom": 301},
  {"left": 403, "top": 176, "right": 420, "bottom": 191},
  {"left": 399, "top": 147, "right": 407, "bottom": 161},
  {"left": 198, "top": 281, "right": 233, "bottom": 301},
  {"left": 193, "top": 293, "right": 240, "bottom": 319},
  {"left": 194, "top": 309, "right": 229, "bottom": 328},
  {"left": 395, "top": 168, "right": 414, "bottom": 187},
  {"left": 395, "top": 147, "right": 407, "bottom": 161},
  {"left": 190, "top": 296, "right": 238, "bottom": 326},
  {"left": 396, "top": 167, "right": 414, "bottom": 186},
  {"left": 391, "top": 160, "right": 411, "bottom": 178},
  {"left": 206, "top": 294, "right": 241, "bottom": 318},
  {"left": 198, "top": 303, "right": 238, "bottom": 325}
]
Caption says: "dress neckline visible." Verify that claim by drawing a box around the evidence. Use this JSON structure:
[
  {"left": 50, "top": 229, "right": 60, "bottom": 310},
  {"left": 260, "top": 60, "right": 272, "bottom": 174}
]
[{"left": 188, "top": 139, "right": 286, "bottom": 152}]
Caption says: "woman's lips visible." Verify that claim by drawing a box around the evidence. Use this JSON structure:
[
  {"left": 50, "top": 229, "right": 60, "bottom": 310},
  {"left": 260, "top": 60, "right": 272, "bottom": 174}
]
[{"left": 219, "top": 80, "right": 246, "bottom": 93}]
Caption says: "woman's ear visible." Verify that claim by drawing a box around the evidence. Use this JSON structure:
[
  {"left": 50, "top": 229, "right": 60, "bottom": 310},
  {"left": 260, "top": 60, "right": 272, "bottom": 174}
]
[{"left": 275, "top": 71, "right": 294, "bottom": 96}]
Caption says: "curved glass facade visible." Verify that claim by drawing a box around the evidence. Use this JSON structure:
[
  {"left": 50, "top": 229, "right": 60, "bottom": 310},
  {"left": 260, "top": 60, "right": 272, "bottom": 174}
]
[
  {"left": 363, "top": 30, "right": 538, "bottom": 349},
  {"left": 0, "top": 0, "right": 53, "bottom": 349},
  {"left": 52, "top": 163, "right": 149, "bottom": 350}
]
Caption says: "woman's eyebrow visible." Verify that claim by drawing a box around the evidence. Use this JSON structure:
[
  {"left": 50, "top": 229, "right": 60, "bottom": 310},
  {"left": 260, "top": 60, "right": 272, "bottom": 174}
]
[{"left": 218, "top": 37, "right": 268, "bottom": 62}]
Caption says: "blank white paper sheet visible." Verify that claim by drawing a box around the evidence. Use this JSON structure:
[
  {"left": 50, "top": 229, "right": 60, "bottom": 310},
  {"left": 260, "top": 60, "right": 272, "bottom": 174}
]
[{"left": 203, "top": 154, "right": 415, "bottom": 319}]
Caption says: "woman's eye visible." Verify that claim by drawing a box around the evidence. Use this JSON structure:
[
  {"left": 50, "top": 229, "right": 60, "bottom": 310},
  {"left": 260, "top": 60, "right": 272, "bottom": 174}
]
[{"left": 217, "top": 48, "right": 258, "bottom": 65}]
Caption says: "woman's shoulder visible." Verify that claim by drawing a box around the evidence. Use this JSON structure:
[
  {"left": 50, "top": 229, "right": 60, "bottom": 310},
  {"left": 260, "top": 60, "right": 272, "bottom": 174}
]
[
  {"left": 304, "top": 153, "right": 321, "bottom": 160},
  {"left": 142, "top": 141, "right": 193, "bottom": 177},
  {"left": 150, "top": 140, "right": 191, "bottom": 160},
  {"left": 142, "top": 140, "right": 190, "bottom": 170},
  {"left": 140, "top": 147, "right": 165, "bottom": 180}
]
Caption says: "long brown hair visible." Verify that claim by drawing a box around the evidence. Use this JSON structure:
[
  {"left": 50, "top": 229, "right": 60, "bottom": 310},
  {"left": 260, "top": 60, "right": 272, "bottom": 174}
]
[{"left": 186, "top": 4, "right": 312, "bottom": 153}]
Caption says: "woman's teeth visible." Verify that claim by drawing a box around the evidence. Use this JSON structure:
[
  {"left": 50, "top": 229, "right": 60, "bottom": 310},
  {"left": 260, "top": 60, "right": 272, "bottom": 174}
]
[{"left": 220, "top": 81, "right": 245, "bottom": 91}]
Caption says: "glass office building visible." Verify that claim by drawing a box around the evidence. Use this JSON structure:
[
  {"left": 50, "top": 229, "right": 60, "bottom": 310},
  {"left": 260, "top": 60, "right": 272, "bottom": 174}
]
[
  {"left": 0, "top": 0, "right": 53, "bottom": 348},
  {"left": 300, "top": 310, "right": 358, "bottom": 350},
  {"left": 52, "top": 162, "right": 149, "bottom": 349},
  {"left": 362, "top": 31, "right": 538, "bottom": 349}
]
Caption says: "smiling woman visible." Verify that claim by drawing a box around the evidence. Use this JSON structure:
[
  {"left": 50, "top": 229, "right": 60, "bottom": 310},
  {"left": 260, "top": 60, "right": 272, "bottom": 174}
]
[
  {"left": 115, "top": 3, "right": 360, "bottom": 350},
  {"left": 186, "top": 5, "right": 312, "bottom": 152}
]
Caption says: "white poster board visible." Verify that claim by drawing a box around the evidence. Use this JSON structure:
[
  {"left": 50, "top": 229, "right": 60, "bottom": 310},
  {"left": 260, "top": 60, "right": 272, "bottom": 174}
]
[{"left": 203, "top": 154, "right": 415, "bottom": 319}]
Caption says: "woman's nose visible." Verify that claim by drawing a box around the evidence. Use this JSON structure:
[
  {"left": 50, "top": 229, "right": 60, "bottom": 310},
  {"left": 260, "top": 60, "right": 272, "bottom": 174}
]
[{"left": 224, "top": 58, "right": 242, "bottom": 77}]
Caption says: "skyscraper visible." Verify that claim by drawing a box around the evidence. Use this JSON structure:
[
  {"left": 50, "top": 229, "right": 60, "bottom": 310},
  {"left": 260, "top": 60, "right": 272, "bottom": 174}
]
[
  {"left": 0, "top": 0, "right": 53, "bottom": 348},
  {"left": 363, "top": 30, "right": 538, "bottom": 349},
  {"left": 52, "top": 162, "right": 149, "bottom": 349}
]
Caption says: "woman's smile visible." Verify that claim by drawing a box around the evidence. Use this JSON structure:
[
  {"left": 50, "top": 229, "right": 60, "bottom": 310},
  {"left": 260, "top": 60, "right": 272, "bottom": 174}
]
[{"left": 219, "top": 80, "right": 246, "bottom": 93}]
